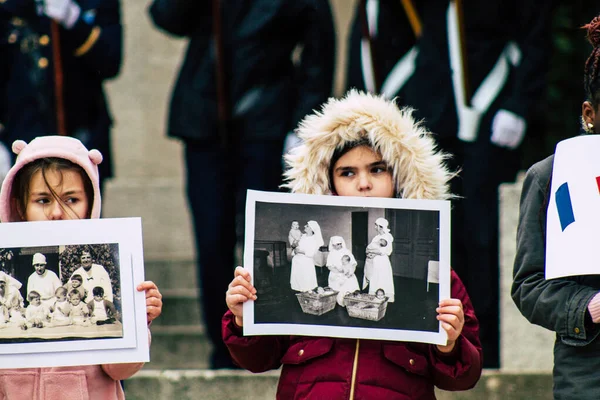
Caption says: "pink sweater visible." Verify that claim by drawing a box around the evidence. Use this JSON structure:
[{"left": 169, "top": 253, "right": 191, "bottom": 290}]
[{"left": 0, "top": 330, "right": 150, "bottom": 400}]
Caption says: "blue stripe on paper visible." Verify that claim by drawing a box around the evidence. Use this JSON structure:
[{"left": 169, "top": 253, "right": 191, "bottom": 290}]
[{"left": 555, "top": 182, "right": 575, "bottom": 231}]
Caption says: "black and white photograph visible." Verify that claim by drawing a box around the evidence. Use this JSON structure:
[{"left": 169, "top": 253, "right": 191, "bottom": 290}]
[
  {"left": 0, "top": 244, "right": 123, "bottom": 345},
  {"left": 0, "top": 218, "right": 148, "bottom": 368},
  {"left": 243, "top": 190, "right": 451, "bottom": 345}
]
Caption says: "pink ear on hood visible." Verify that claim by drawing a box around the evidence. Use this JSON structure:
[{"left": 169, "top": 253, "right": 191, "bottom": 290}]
[
  {"left": 12, "top": 140, "right": 27, "bottom": 155},
  {"left": 88, "top": 149, "right": 103, "bottom": 165}
]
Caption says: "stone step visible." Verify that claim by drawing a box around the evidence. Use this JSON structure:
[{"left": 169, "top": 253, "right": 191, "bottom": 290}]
[
  {"left": 151, "top": 289, "right": 201, "bottom": 327},
  {"left": 144, "top": 260, "right": 197, "bottom": 290},
  {"left": 147, "top": 325, "right": 210, "bottom": 369},
  {"left": 124, "top": 370, "right": 552, "bottom": 400}
]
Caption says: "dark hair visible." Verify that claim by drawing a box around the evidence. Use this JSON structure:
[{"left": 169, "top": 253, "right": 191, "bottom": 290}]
[
  {"left": 92, "top": 286, "right": 104, "bottom": 297},
  {"left": 11, "top": 157, "right": 94, "bottom": 221},
  {"left": 69, "top": 289, "right": 81, "bottom": 299},
  {"left": 71, "top": 274, "right": 83, "bottom": 283},
  {"left": 583, "top": 16, "right": 600, "bottom": 108},
  {"left": 27, "top": 290, "right": 40, "bottom": 301},
  {"left": 341, "top": 254, "right": 351, "bottom": 262},
  {"left": 329, "top": 136, "right": 374, "bottom": 193},
  {"left": 379, "top": 238, "right": 388, "bottom": 247}
]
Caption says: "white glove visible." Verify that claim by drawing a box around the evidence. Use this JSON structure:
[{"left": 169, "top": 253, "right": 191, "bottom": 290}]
[
  {"left": 0, "top": 141, "right": 12, "bottom": 187},
  {"left": 283, "top": 131, "right": 302, "bottom": 155},
  {"left": 43, "top": 0, "right": 81, "bottom": 29},
  {"left": 490, "top": 109, "right": 527, "bottom": 150}
]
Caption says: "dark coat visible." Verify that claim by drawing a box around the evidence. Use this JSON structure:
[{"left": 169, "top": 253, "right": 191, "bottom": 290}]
[
  {"left": 402, "top": 0, "right": 553, "bottom": 142},
  {"left": 0, "top": 0, "right": 122, "bottom": 178},
  {"left": 347, "top": 0, "right": 553, "bottom": 169},
  {"left": 512, "top": 154, "right": 600, "bottom": 399},
  {"left": 148, "top": 0, "right": 335, "bottom": 143},
  {"left": 223, "top": 270, "right": 482, "bottom": 400}
]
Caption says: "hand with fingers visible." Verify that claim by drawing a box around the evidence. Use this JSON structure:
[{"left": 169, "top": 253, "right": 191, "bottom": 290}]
[
  {"left": 435, "top": 298, "right": 464, "bottom": 353},
  {"left": 137, "top": 281, "right": 162, "bottom": 324},
  {"left": 226, "top": 266, "right": 257, "bottom": 328}
]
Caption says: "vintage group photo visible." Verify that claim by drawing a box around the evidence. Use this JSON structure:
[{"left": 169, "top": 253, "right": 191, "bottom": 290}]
[
  {"left": 243, "top": 191, "right": 451, "bottom": 344},
  {"left": 0, "top": 218, "right": 148, "bottom": 369},
  {"left": 0, "top": 244, "right": 122, "bottom": 345}
]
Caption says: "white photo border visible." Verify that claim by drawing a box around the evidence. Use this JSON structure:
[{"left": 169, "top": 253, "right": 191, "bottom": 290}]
[
  {"left": 0, "top": 218, "right": 148, "bottom": 368},
  {"left": 243, "top": 190, "right": 451, "bottom": 346}
]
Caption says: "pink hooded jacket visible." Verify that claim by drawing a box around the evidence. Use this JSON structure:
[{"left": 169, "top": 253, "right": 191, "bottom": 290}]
[{"left": 0, "top": 137, "right": 147, "bottom": 400}]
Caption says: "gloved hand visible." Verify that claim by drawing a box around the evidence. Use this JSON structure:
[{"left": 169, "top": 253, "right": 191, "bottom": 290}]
[
  {"left": 42, "top": 0, "right": 80, "bottom": 29},
  {"left": 490, "top": 109, "right": 527, "bottom": 150}
]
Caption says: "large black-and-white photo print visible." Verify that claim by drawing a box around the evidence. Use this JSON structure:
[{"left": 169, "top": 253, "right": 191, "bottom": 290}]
[{"left": 243, "top": 191, "right": 451, "bottom": 345}]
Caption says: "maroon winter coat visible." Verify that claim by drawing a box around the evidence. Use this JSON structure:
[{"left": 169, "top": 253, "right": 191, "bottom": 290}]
[{"left": 222, "top": 270, "right": 482, "bottom": 399}]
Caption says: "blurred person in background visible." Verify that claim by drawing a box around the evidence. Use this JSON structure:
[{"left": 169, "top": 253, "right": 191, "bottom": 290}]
[
  {"left": 0, "top": 0, "right": 122, "bottom": 189},
  {"left": 148, "top": 0, "right": 335, "bottom": 369}
]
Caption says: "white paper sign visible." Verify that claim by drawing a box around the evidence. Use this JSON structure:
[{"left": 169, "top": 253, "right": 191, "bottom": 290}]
[
  {"left": 546, "top": 135, "right": 600, "bottom": 279},
  {"left": 0, "top": 218, "right": 149, "bottom": 368}
]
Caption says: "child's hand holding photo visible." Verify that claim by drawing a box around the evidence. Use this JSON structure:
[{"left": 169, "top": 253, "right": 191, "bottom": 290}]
[
  {"left": 435, "top": 298, "right": 465, "bottom": 353},
  {"left": 226, "top": 266, "right": 257, "bottom": 327},
  {"left": 137, "top": 281, "right": 162, "bottom": 324}
]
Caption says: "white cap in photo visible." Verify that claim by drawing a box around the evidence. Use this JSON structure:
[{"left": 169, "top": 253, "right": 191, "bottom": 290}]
[{"left": 32, "top": 253, "right": 47, "bottom": 265}]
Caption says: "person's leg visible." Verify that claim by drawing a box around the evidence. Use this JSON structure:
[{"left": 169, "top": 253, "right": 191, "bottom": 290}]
[
  {"left": 185, "top": 140, "right": 237, "bottom": 369},
  {"left": 449, "top": 139, "right": 507, "bottom": 369}
]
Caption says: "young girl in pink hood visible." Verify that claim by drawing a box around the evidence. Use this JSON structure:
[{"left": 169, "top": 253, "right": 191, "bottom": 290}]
[
  {"left": 0, "top": 136, "right": 163, "bottom": 400},
  {"left": 223, "top": 90, "right": 482, "bottom": 399}
]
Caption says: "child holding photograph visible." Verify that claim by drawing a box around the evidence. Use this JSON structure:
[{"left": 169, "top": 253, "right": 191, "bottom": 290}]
[
  {"left": 66, "top": 274, "right": 88, "bottom": 302},
  {"left": 224, "top": 90, "right": 482, "bottom": 398},
  {"left": 326, "top": 236, "right": 360, "bottom": 306},
  {"left": 88, "top": 286, "right": 119, "bottom": 325},
  {"left": 0, "top": 136, "right": 163, "bottom": 399},
  {"left": 24, "top": 291, "right": 50, "bottom": 328},
  {"left": 50, "top": 287, "right": 72, "bottom": 327}
]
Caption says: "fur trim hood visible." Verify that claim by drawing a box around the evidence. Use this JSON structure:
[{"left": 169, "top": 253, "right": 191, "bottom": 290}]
[{"left": 283, "top": 90, "right": 454, "bottom": 200}]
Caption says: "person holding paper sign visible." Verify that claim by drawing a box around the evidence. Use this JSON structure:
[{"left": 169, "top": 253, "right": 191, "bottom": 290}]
[
  {"left": 512, "top": 16, "right": 600, "bottom": 399},
  {"left": 0, "top": 136, "right": 162, "bottom": 400},
  {"left": 224, "top": 90, "right": 482, "bottom": 398}
]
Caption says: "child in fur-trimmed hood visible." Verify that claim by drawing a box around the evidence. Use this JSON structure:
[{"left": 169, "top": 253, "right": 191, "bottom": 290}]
[{"left": 223, "top": 90, "right": 482, "bottom": 399}]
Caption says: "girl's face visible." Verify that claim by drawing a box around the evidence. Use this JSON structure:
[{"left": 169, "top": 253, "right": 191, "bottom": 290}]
[
  {"left": 71, "top": 280, "right": 81, "bottom": 289},
  {"left": 291, "top": 221, "right": 299, "bottom": 230},
  {"left": 333, "top": 242, "right": 343, "bottom": 250},
  {"left": 331, "top": 146, "right": 394, "bottom": 198},
  {"left": 56, "top": 291, "right": 66, "bottom": 302},
  {"left": 24, "top": 168, "right": 90, "bottom": 221},
  {"left": 30, "top": 296, "right": 41, "bottom": 306}
]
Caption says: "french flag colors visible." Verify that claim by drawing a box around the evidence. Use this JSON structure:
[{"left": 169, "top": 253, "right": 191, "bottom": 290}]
[
  {"left": 555, "top": 182, "right": 575, "bottom": 231},
  {"left": 546, "top": 135, "right": 600, "bottom": 279}
]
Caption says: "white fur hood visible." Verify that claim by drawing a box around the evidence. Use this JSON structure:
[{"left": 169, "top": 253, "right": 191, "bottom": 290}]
[{"left": 283, "top": 90, "right": 454, "bottom": 200}]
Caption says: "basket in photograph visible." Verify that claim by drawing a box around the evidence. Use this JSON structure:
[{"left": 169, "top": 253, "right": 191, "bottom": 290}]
[
  {"left": 296, "top": 288, "right": 339, "bottom": 316},
  {"left": 344, "top": 292, "right": 389, "bottom": 321}
]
